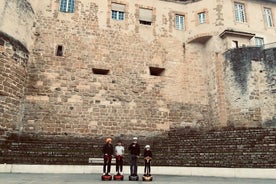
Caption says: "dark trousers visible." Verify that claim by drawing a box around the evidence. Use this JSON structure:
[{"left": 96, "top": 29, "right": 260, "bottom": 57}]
[
  {"left": 130, "top": 155, "right": 138, "bottom": 175},
  {"left": 116, "top": 156, "right": 123, "bottom": 173},
  {"left": 103, "top": 156, "right": 112, "bottom": 174},
  {"left": 144, "top": 160, "right": 151, "bottom": 174}
]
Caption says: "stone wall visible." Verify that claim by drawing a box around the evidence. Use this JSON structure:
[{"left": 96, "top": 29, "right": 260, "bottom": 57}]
[
  {"left": 0, "top": 35, "right": 28, "bottom": 130},
  {"left": 155, "top": 127, "right": 276, "bottom": 168},
  {"left": 1, "top": 127, "right": 275, "bottom": 168},
  {"left": 224, "top": 47, "right": 276, "bottom": 128},
  {"left": 22, "top": 0, "right": 211, "bottom": 137},
  {"left": 0, "top": 0, "right": 275, "bottom": 168},
  {"left": 0, "top": 0, "right": 34, "bottom": 131},
  {"left": 0, "top": 0, "right": 275, "bottom": 138}
]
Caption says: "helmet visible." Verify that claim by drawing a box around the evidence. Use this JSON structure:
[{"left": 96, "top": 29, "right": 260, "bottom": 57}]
[
  {"left": 106, "top": 137, "right": 112, "bottom": 143},
  {"left": 145, "top": 145, "right": 150, "bottom": 149},
  {"left": 133, "top": 137, "right": 138, "bottom": 141}
]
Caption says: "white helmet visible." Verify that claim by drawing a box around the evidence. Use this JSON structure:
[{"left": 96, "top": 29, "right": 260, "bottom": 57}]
[{"left": 145, "top": 145, "right": 150, "bottom": 149}]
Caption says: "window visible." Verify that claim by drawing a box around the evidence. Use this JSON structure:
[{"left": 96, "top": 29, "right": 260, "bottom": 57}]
[
  {"left": 234, "top": 2, "right": 246, "bottom": 23},
  {"left": 92, "top": 68, "right": 110, "bottom": 75},
  {"left": 264, "top": 8, "right": 273, "bottom": 27},
  {"left": 59, "top": 0, "right": 75, "bottom": 13},
  {"left": 56, "top": 45, "right": 63, "bottom": 56},
  {"left": 111, "top": 3, "right": 125, "bottom": 21},
  {"left": 198, "top": 12, "right": 206, "bottom": 24},
  {"left": 149, "top": 67, "right": 165, "bottom": 76},
  {"left": 175, "top": 15, "right": 185, "bottom": 30},
  {"left": 139, "top": 8, "right": 152, "bottom": 25},
  {"left": 255, "top": 37, "right": 264, "bottom": 47},
  {"left": 233, "top": 40, "right": 239, "bottom": 48}
]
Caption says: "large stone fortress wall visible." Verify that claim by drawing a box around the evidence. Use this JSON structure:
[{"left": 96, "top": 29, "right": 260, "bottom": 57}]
[
  {"left": 23, "top": 0, "right": 211, "bottom": 137},
  {"left": 0, "top": 0, "right": 275, "bottom": 138}
]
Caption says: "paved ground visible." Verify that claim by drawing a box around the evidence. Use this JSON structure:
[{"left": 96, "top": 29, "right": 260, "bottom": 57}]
[{"left": 0, "top": 173, "right": 275, "bottom": 184}]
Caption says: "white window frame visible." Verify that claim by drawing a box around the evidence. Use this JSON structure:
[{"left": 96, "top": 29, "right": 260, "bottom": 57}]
[
  {"left": 264, "top": 8, "right": 273, "bottom": 27},
  {"left": 198, "top": 12, "right": 206, "bottom": 24},
  {"left": 59, "top": 0, "right": 75, "bottom": 13},
  {"left": 234, "top": 2, "right": 246, "bottom": 23},
  {"left": 175, "top": 14, "right": 185, "bottom": 30},
  {"left": 112, "top": 10, "right": 125, "bottom": 20},
  {"left": 111, "top": 3, "right": 125, "bottom": 21},
  {"left": 255, "top": 37, "right": 264, "bottom": 47}
]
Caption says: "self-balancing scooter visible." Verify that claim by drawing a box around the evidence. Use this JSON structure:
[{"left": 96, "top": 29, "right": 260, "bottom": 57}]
[
  {"left": 142, "top": 157, "right": 153, "bottom": 181},
  {"left": 101, "top": 155, "right": 112, "bottom": 181},
  {"left": 113, "top": 155, "right": 124, "bottom": 180}
]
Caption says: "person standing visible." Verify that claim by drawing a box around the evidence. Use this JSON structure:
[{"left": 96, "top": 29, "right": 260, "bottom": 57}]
[
  {"left": 114, "top": 140, "right": 125, "bottom": 175},
  {"left": 128, "top": 137, "right": 140, "bottom": 176},
  {"left": 143, "top": 145, "right": 152, "bottom": 176},
  {"left": 102, "top": 137, "right": 113, "bottom": 175}
]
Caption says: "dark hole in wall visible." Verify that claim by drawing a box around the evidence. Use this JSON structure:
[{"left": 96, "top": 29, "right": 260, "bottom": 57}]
[
  {"left": 56, "top": 45, "right": 63, "bottom": 56},
  {"left": 139, "top": 20, "right": 152, "bottom": 25},
  {"left": 149, "top": 67, "right": 165, "bottom": 76},
  {"left": 233, "top": 40, "right": 238, "bottom": 48},
  {"left": 92, "top": 68, "right": 110, "bottom": 75}
]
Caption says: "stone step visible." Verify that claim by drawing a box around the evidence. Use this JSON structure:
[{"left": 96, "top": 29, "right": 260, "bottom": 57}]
[{"left": 0, "top": 128, "right": 275, "bottom": 167}]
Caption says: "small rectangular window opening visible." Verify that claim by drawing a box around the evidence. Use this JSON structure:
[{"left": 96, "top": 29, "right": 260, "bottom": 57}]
[
  {"left": 92, "top": 68, "right": 110, "bottom": 75},
  {"left": 198, "top": 12, "right": 206, "bottom": 24},
  {"left": 233, "top": 41, "right": 239, "bottom": 48},
  {"left": 56, "top": 45, "right": 63, "bottom": 56},
  {"left": 175, "top": 14, "right": 185, "bottom": 30},
  {"left": 264, "top": 8, "right": 273, "bottom": 27},
  {"left": 149, "top": 67, "right": 165, "bottom": 76},
  {"left": 139, "top": 20, "right": 152, "bottom": 25},
  {"left": 255, "top": 37, "right": 264, "bottom": 47}
]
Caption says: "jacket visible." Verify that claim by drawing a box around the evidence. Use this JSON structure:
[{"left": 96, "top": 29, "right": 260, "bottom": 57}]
[{"left": 128, "top": 143, "right": 140, "bottom": 156}]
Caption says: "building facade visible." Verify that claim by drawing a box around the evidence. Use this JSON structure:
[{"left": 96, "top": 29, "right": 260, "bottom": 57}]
[{"left": 0, "top": 0, "right": 275, "bottom": 138}]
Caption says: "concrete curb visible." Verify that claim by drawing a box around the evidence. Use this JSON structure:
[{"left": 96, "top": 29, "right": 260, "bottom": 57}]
[{"left": 1, "top": 164, "right": 276, "bottom": 179}]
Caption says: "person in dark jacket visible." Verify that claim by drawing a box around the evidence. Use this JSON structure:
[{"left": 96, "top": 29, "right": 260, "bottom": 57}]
[
  {"left": 102, "top": 137, "right": 114, "bottom": 175},
  {"left": 143, "top": 145, "right": 152, "bottom": 176},
  {"left": 128, "top": 137, "right": 140, "bottom": 176}
]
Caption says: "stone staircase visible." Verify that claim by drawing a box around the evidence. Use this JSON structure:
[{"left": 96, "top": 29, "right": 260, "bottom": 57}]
[
  {"left": 0, "top": 133, "right": 103, "bottom": 165},
  {"left": 0, "top": 128, "right": 275, "bottom": 168},
  {"left": 152, "top": 127, "right": 276, "bottom": 168}
]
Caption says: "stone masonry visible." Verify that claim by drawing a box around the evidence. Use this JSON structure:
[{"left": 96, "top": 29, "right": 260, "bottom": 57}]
[
  {"left": 0, "top": 0, "right": 275, "bottom": 137},
  {"left": 0, "top": 0, "right": 275, "bottom": 168},
  {"left": 22, "top": 0, "right": 212, "bottom": 137}
]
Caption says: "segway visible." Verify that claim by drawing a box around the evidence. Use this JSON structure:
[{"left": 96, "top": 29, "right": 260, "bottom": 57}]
[
  {"left": 142, "top": 157, "right": 153, "bottom": 181},
  {"left": 113, "top": 156, "right": 124, "bottom": 180},
  {"left": 113, "top": 173, "right": 124, "bottom": 180},
  {"left": 142, "top": 173, "right": 152, "bottom": 181},
  {"left": 129, "top": 155, "right": 139, "bottom": 181},
  {"left": 101, "top": 155, "right": 112, "bottom": 181},
  {"left": 102, "top": 173, "right": 112, "bottom": 181},
  {"left": 129, "top": 174, "right": 139, "bottom": 181}
]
